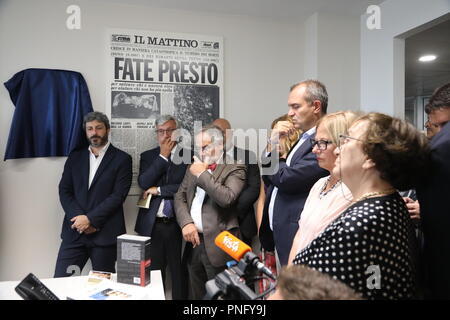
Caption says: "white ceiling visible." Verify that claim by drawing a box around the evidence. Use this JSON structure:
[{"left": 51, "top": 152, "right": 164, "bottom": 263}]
[{"left": 104, "top": 0, "right": 385, "bottom": 20}]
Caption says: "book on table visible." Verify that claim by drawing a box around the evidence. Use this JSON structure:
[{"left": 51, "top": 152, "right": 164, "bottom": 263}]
[{"left": 117, "top": 234, "right": 152, "bottom": 287}]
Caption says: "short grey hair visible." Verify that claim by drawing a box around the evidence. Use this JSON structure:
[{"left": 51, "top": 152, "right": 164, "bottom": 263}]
[
  {"left": 290, "top": 80, "right": 328, "bottom": 114},
  {"left": 196, "top": 124, "right": 224, "bottom": 144},
  {"left": 155, "top": 114, "right": 177, "bottom": 127},
  {"left": 83, "top": 111, "right": 110, "bottom": 130}
]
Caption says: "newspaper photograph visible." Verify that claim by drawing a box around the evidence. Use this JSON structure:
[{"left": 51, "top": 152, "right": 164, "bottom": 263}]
[{"left": 106, "top": 28, "right": 223, "bottom": 195}]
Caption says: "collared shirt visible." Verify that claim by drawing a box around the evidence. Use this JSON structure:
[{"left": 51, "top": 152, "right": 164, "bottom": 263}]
[
  {"left": 190, "top": 167, "right": 215, "bottom": 233},
  {"left": 156, "top": 147, "right": 177, "bottom": 218},
  {"left": 268, "top": 127, "right": 316, "bottom": 230},
  {"left": 88, "top": 141, "right": 110, "bottom": 189},
  {"left": 190, "top": 152, "right": 223, "bottom": 231}
]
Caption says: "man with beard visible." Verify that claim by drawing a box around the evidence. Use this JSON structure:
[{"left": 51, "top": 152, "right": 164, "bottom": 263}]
[
  {"left": 54, "top": 111, "right": 132, "bottom": 277},
  {"left": 174, "top": 124, "right": 246, "bottom": 299}
]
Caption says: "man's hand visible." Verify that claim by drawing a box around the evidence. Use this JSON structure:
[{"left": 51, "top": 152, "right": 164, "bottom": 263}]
[
  {"left": 160, "top": 137, "right": 176, "bottom": 158},
  {"left": 143, "top": 186, "right": 159, "bottom": 199},
  {"left": 403, "top": 197, "right": 420, "bottom": 220},
  {"left": 189, "top": 156, "right": 208, "bottom": 177},
  {"left": 84, "top": 226, "right": 97, "bottom": 235},
  {"left": 182, "top": 223, "right": 200, "bottom": 248},
  {"left": 71, "top": 215, "right": 91, "bottom": 233}
]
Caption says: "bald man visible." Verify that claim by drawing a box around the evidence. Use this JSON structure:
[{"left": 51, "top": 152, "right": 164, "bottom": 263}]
[{"left": 212, "top": 118, "right": 261, "bottom": 245}]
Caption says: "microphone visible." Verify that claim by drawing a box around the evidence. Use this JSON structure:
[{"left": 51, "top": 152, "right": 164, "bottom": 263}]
[{"left": 215, "top": 231, "right": 276, "bottom": 280}]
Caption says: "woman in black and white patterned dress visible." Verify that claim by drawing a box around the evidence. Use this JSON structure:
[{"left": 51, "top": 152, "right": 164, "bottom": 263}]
[{"left": 293, "top": 113, "right": 429, "bottom": 300}]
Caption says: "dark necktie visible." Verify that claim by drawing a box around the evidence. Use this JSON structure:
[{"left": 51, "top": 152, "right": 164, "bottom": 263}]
[
  {"left": 208, "top": 163, "right": 217, "bottom": 171},
  {"left": 161, "top": 158, "right": 174, "bottom": 218},
  {"left": 162, "top": 199, "right": 173, "bottom": 218}
]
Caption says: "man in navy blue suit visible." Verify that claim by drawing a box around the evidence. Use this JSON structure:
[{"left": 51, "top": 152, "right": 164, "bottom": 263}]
[
  {"left": 260, "top": 80, "right": 329, "bottom": 266},
  {"left": 134, "top": 115, "right": 190, "bottom": 300},
  {"left": 54, "top": 112, "right": 132, "bottom": 277},
  {"left": 417, "top": 82, "right": 450, "bottom": 299}
]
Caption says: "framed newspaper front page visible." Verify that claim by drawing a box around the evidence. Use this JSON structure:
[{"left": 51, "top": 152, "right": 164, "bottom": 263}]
[{"left": 106, "top": 28, "right": 223, "bottom": 195}]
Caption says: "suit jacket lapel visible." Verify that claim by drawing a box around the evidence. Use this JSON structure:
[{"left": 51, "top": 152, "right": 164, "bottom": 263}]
[
  {"left": 212, "top": 152, "right": 233, "bottom": 181},
  {"left": 285, "top": 139, "right": 300, "bottom": 159},
  {"left": 80, "top": 149, "right": 90, "bottom": 201},
  {"left": 289, "top": 132, "right": 315, "bottom": 164},
  {"left": 212, "top": 164, "right": 226, "bottom": 181},
  {"left": 294, "top": 134, "right": 314, "bottom": 160},
  {"left": 89, "top": 145, "right": 116, "bottom": 190}
]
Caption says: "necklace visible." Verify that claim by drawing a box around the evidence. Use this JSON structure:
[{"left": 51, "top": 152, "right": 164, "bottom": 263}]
[
  {"left": 352, "top": 188, "right": 397, "bottom": 203},
  {"left": 319, "top": 176, "right": 341, "bottom": 199}
]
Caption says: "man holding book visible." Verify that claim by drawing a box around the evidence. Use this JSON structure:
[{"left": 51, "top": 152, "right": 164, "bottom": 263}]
[{"left": 134, "top": 115, "right": 189, "bottom": 300}]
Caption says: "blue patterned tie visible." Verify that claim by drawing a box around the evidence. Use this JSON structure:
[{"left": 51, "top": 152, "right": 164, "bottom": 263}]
[{"left": 162, "top": 199, "right": 173, "bottom": 218}]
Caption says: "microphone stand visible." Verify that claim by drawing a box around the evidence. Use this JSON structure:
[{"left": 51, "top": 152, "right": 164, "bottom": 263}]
[{"left": 204, "top": 259, "right": 276, "bottom": 300}]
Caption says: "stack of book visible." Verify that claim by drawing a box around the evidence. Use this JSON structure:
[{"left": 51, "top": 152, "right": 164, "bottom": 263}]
[{"left": 117, "top": 234, "right": 152, "bottom": 287}]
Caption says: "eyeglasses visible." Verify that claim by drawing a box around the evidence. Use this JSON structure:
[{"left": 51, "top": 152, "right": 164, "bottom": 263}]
[
  {"left": 338, "top": 134, "right": 364, "bottom": 146},
  {"left": 311, "top": 139, "right": 334, "bottom": 151},
  {"left": 200, "top": 143, "right": 214, "bottom": 153},
  {"left": 424, "top": 120, "right": 449, "bottom": 129},
  {"left": 156, "top": 128, "right": 177, "bottom": 135}
]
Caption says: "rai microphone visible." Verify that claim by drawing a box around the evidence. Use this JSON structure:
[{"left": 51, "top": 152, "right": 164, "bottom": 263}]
[{"left": 215, "top": 231, "right": 276, "bottom": 280}]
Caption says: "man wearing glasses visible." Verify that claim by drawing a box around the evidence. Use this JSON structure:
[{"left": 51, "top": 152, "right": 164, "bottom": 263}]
[
  {"left": 424, "top": 97, "right": 450, "bottom": 139},
  {"left": 417, "top": 82, "right": 450, "bottom": 299},
  {"left": 174, "top": 124, "right": 247, "bottom": 299},
  {"left": 134, "top": 114, "right": 189, "bottom": 299}
]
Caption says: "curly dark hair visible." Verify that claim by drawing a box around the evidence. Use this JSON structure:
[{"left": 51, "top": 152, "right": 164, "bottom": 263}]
[
  {"left": 83, "top": 111, "right": 110, "bottom": 130},
  {"left": 425, "top": 82, "right": 450, "bottom": 114},
  {"left": 277, "top": 265, "right": 362, "bottom": 300},
  {"left": 357, "top": 113, "right": 430, "bottom": 190}
]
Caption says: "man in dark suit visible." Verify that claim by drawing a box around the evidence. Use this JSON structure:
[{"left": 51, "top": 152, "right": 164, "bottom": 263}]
[
  {"left": 134, "top": 115, "right": 189, "bottom": 300},
  {"left": 260, "top": 80, "right": 329, "bottom": 266},
  {"left": 213, "top": 118, "right": 261, "bottom": 246},
  {"left": 174, "top": 124, "right": 247, "bottom": 299},
  {"left": 417, "top": 82, "right": 450, "bottom": 299},
  {"left": 54, "top": 111, "right": 132, "bottom": 277}
]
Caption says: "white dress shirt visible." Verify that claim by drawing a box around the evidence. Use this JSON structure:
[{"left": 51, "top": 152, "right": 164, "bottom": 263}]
[
  {"left": 190, "top": 186, "right": 206, "bottom": 233},
  {"left": 88, "top": 141, "right": 110, "bottom": 189},
  {"left": 189, "top": 167, "right": 215, "bottom": 233},
  {"left": 267, "top": 127, "right": 316, "bottom": 230}
]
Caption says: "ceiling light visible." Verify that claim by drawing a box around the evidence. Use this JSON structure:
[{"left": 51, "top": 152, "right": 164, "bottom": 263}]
[{"left": 418, "top": 55, "right": 437, "bottom": 62}]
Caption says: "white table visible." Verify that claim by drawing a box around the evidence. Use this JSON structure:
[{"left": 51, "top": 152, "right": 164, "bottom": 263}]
[{"left": 0, "top": 270, "right": 165, "bottom": 300}]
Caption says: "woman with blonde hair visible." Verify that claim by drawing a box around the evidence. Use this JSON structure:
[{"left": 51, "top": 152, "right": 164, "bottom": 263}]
[
  {"left": 256, "top": 114, "right": 300, "bottom": 230},
  {"left": 288, "top": 111, "right": 359, "bottom": 264},
  {"left": 255, "top": 114, "right": 301, "bottom": 294},
  {"left": 293, "top": 112, "right": 429, "bottom": 299}
]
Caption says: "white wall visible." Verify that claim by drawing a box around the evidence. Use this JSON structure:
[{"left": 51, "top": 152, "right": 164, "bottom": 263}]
[
  {"left": 1, "top": 0, "right": 408, "bottom": 282},
  {"left": 0, "top": 0, "right": 304, "bottom": 281},
  {"left": 304, "top": 13, "right": 319, "bottom": 79},
  {"left": 303, "top": 11, "right": 361, "bottom": 112},
  {"left": 317, "top": 11, "right": 361, "bottom": 112},
  {"left": 360, "top": 0, "right": 450, "bottom": 117}
]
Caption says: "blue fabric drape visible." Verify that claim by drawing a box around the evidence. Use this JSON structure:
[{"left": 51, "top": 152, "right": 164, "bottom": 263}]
[{"left": 3, "top": 69, "right": 94, "bottom": 160}]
